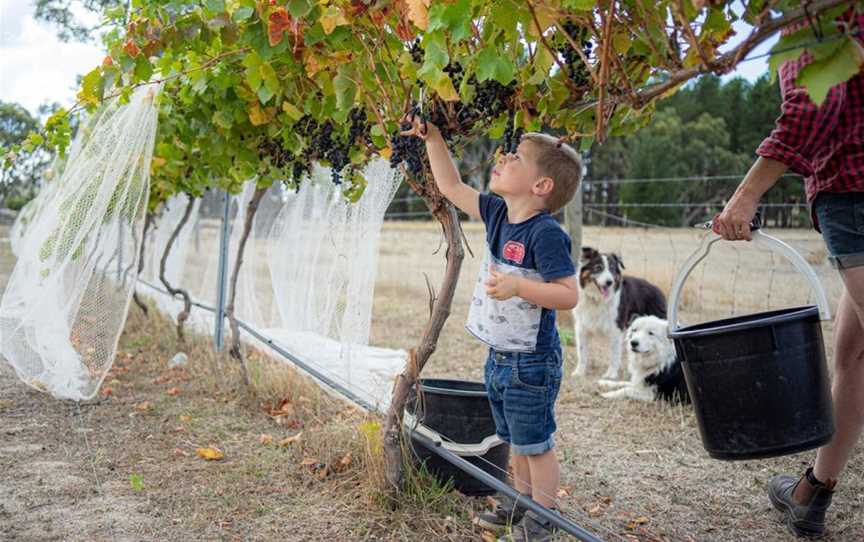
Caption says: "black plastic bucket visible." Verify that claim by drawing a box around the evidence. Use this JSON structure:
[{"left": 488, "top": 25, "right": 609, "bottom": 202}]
[
  {"left": 671, "top": 305, "right": 835, "bottom": 460},
  {"left": 404, "top": 378, "right": 509, "bottom": 496},
  {"left": 668, "top": 230, "right": 835, "bottom": 461}
]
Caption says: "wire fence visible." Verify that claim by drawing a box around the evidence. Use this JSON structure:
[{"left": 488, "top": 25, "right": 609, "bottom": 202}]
[{"left": 385, "top": 174, "right": 811, "bottom": 228}]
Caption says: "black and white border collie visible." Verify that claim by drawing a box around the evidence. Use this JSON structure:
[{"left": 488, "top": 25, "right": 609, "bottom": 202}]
[
  {"left": 597, "top": 315, "right": 690, "bottom": 404},
  {"left": 572, "top": 247, "right": 667, "bottom": 380}
]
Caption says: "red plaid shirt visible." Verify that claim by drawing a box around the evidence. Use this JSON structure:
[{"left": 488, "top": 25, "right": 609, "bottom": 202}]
[{"left": 756, "top": 13, "right": 864, "bottom": 222}]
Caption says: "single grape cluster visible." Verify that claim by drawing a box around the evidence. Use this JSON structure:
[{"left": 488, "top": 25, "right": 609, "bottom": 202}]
[
  {"left": 389, "top": 117, "right": 426, "bottom": 178},
  {"left": 558, "top": 21, "right": 593, "bottom": 88}
]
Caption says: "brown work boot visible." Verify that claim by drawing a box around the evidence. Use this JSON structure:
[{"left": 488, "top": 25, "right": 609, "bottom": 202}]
[{"left": 768, "top": 467, "right": 836, "bottom": 538}]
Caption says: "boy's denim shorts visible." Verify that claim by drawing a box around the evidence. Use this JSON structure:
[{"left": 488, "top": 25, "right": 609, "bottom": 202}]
[
  {"left": 484, "top": 348, "right": 563, "bottom": 456},
  {"left": 813, "top": 192, "right": 864, "bottom": 270}
]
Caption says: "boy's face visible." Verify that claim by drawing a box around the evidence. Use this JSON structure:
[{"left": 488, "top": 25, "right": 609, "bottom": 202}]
[{"left": 489, "top": 140, "right": 544, "bottom": 198}]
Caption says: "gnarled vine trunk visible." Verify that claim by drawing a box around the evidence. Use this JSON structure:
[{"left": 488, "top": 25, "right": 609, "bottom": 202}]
[
  {"left": 225, "top": 185, "right": 266, "bottom": 386},
  {"left": 382, "top": 170, "right": 465, "bottom": 494},
  {"left": 159, "top": 197, "right": 195, "bottom": 343},
  {"left": 132, "top": 212, "right": 153, "bottom": 315}
]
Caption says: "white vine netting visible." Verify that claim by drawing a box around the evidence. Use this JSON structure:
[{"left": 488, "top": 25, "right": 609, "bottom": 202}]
[
  {"left": 0, "top": 85, "right": 160, "bottom": 400},
  {"left": 137, "top": 160, "right": 407, "bottom": 411}
]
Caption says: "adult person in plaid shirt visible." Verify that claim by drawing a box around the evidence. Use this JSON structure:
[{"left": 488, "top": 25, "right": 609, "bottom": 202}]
[{"left": 714, "top": 10, "right": 863, "bottom": 539}]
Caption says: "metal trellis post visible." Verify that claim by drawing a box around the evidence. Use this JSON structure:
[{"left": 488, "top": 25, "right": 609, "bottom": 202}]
[{"left": 214, "top": 189, "right": 231, "bottom": 351}]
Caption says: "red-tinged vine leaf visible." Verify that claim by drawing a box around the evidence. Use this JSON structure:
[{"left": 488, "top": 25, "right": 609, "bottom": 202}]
[
  {"left": 395, "top": 15, "right": 415, "bottom": 41},
  {"left": 259, "top": 434, "right": 273, "bottom": 445},
  {"left": 101, "top": 387, "right": 114, "bottom": 397},
  {"left": 196, "top": 447, "right": 225, "bottom": 461},
  {"left": 268, "top": 7, "right": 292, "bottom": 47},
  {"left": 102, "top": 56, "right": 113, "bottom": 67},
  {"left": 123, "top": 39, "right": 140, "bottom": 57}
]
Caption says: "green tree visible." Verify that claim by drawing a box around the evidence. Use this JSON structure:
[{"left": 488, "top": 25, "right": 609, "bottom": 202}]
[
  {"left": 33, "top": 0, "right": 124, "bottom": 42},
  {"left": 618, "top": 110, "right": 751, "bottom": 225},
  {"left": 0, "top": 102, "right": 52, "bottom": 207}
]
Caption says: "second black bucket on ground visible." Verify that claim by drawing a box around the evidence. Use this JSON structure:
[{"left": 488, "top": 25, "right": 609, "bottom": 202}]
[{"left": 404, "top": 378, "right": 509, "bottom": 496}]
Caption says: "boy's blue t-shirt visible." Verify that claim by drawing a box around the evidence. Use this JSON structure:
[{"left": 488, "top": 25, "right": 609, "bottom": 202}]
[{"left": 477, "top": 193, "right": 575, "bottom": 352}]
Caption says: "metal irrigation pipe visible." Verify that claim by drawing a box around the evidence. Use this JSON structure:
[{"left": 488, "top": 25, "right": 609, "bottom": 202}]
[
  {"left": 409, "top": 431, "right": 606, "bottom": 542},
  {"left": 136, "top": 277, "right": 604, "bottom": 539}
]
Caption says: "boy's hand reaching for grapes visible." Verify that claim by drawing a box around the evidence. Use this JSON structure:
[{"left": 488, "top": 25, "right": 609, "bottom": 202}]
[{"left": 399, "top": 113, "right": 438, "bottom": 141}]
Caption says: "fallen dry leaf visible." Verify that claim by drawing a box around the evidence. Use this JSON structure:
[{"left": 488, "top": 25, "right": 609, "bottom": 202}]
[
  {"left": 196, "top": 447, "right": 225, "bottom": 461},
  {"left": 480, "top": 530, "right": 497, "bottom": 542},
  {"left": 166, "top": 387, "right": 180, "bottom": 396},
  {"left": 300, "top": 457, "right": 319, "bottom": 467},
  {"left": 339, "top": 452, "right": 353, "bottom": 467},
  {"left": 173, "top": 426, "right": 185, "bottom": 433},
  {"left": 173, "top": 448, "right": 190, "bottom": 457},
  {"left": 179, "top": 415, "right": 192, "bottom": 423},
  {"left": 259, "top": 434, "right": 273, "bottom": 445},
  {"left": 279, "top": 432, "right": 302, "bottom": 447},
  {"left": 101, "top": 387, "right": 114, "bottom": 398},
  {"left": 135, "top": 401, "right": 153, "bottom": 412}
]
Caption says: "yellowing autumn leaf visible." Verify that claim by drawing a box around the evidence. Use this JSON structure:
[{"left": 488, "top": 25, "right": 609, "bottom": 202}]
[
  {"left": 196, "top": 447, "right": 225, "bottom": 461},
  {"left": 279, "top": 432, "right": 303, "bottom": 447},
  {"left": 248, "top": 103, "right": 276, "bottom": 126},
  {"left": 526, "top": 3, "right": 556, "bottom": 38},
  {"left": 378, "top": 146, "right": 392, "bottom": 160},
  {"left": 432, "top": 73, "right": 459, "bottom": 101},
  {"left": 319, "top": 5, "right": 348, "bottom": 35},
  {"left": 150, "top": 156, "right": 167, "bottom": 170},
  {"left": 281, "top": 100, "right": 303, "bottom": 120},
  {"left": 406, "top": 0, "right": 430, "bottom": 31}
]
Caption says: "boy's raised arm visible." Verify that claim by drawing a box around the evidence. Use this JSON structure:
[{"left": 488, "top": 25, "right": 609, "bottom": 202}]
[{"left": 401, "top": 116, "right": 480, "bottom": 221}]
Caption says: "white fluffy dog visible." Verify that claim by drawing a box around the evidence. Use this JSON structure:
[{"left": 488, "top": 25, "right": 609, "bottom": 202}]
[{"left": 598, "top": 315, "right": 689, "bottom": 404}]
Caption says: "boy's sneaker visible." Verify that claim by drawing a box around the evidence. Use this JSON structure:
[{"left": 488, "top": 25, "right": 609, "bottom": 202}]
[
  {"left": 476, "top": 493, "right": 529, "bottom": 533},
  {"left": 768, "top": 467, "right": 835, "bottom": 538},
  {"left": 504, "top": 510, "right": 558, "bottom": 542}
]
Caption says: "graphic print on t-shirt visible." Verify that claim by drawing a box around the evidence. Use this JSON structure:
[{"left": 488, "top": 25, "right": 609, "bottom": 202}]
[{"left": 502, "top": 240, "right": 526, "bottom": 264}]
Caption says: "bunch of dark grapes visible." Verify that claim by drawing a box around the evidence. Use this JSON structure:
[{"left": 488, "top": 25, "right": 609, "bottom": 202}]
[
  {"left": 294, "top": 117, "right": 353, "bottom": 184},
  {"left": 471, "top": 78, "right": 516, "bottom": 121},
  {"left": 443, "top": 62, "right": 465, "bottom": 88},
  {"left": 292, "top": 160, "right": 310, "bottom": 182},
  {"left": 389, "top": 117, "right": 425, "bottom": 178},
  {"left": 409, "top": 39, "right": 423, "bottom": 64},
  {"left": 558, "top": 20, "right": 593, "bottom": 88},
  {"left": 501, "top": 111, "right": 524, "bottom": 154},
  {"left": 348, "top": 108, "right": 370, "bottom": 145}
]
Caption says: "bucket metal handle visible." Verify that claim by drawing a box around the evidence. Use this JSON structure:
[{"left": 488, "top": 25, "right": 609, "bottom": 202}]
[{"left": 668, "top": 230, "right": 831, "bottom": 331}]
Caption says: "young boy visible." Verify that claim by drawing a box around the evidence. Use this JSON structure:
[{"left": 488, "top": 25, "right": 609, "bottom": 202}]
[{"left": 401, "top": 116, "right": 581, "bottom": 541}]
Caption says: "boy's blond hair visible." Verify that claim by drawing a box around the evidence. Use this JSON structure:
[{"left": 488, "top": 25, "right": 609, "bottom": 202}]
[{"left": 521, "top": 133, "right": 582, "bottom": 213}]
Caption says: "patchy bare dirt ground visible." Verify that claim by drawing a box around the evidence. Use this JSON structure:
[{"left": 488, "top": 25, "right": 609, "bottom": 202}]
[{"left": 2, "top": 222, "right": 862, "bottom": 541}]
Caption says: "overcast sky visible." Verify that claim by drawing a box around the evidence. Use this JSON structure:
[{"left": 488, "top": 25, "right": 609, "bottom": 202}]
[{"left": 0, "top": 0, "right": 779, "bottom": 118}]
